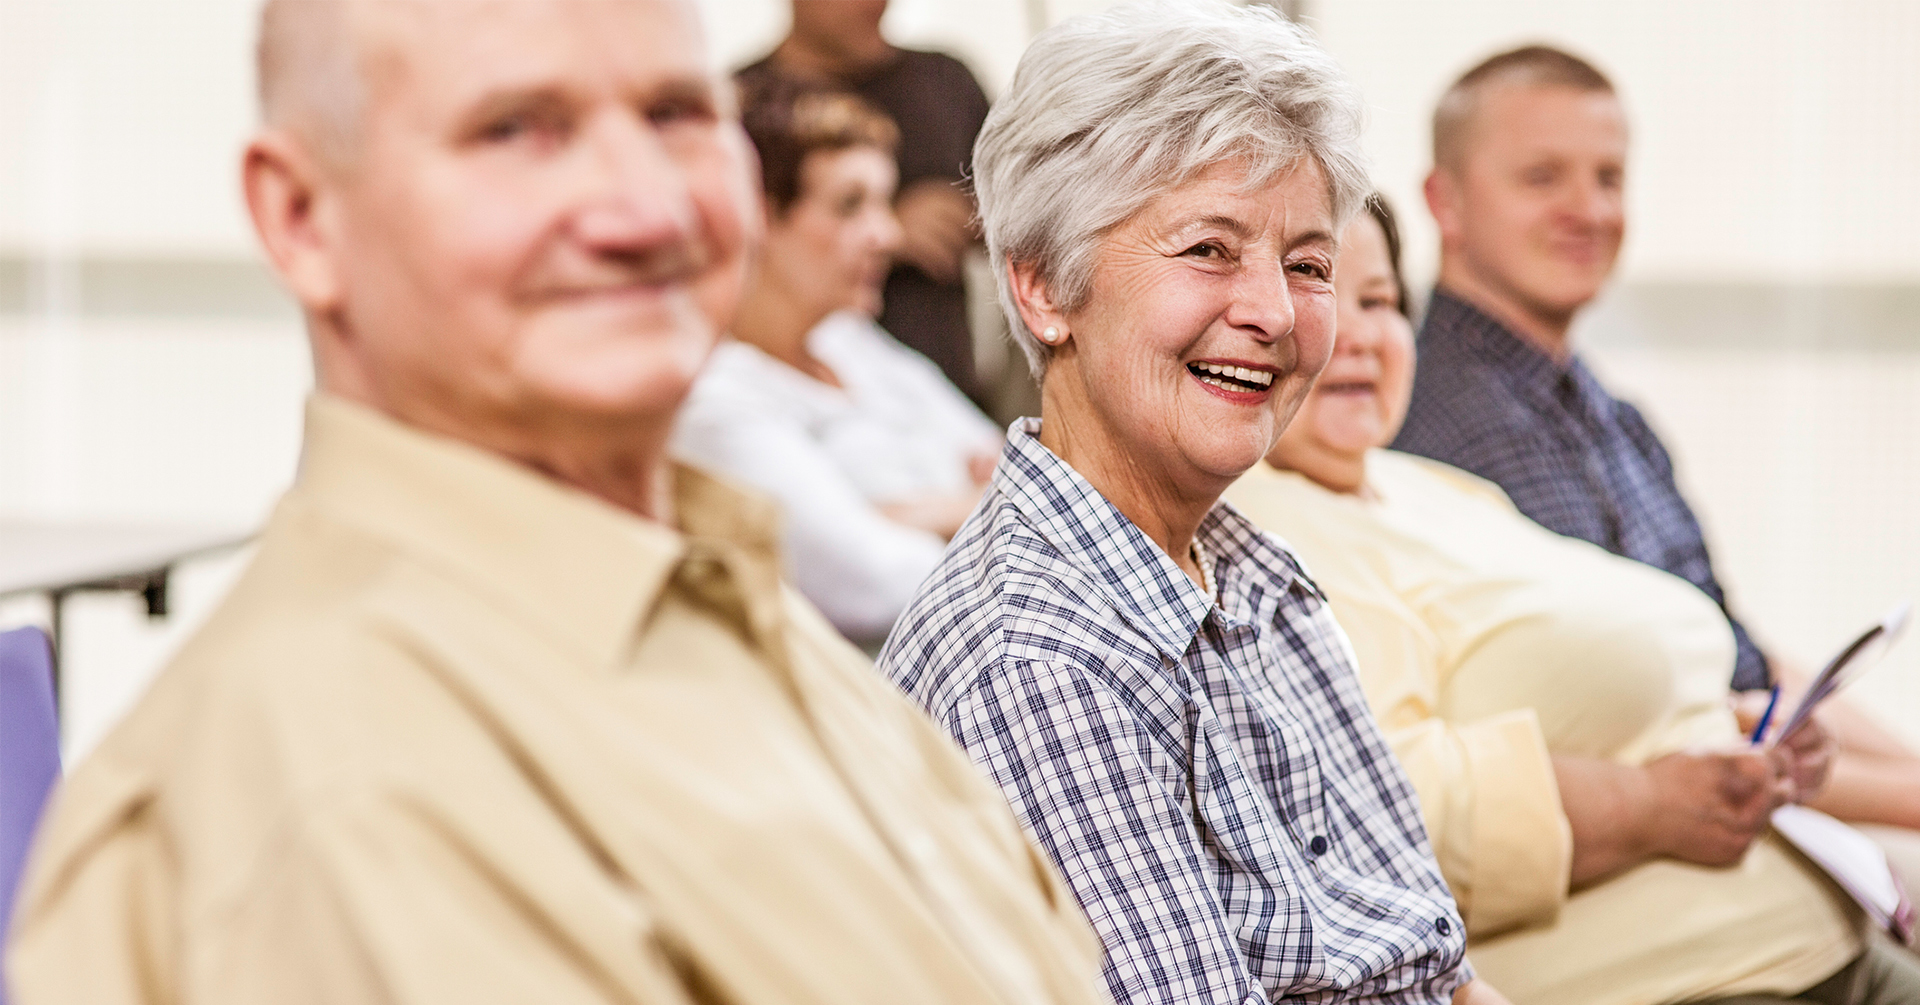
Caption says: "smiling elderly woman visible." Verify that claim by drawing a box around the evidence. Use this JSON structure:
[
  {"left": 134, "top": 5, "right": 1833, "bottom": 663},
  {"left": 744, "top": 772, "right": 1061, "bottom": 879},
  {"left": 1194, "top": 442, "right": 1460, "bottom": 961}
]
[{"left": 877, "top": 5, "right": 1500, "bottom": 1005}]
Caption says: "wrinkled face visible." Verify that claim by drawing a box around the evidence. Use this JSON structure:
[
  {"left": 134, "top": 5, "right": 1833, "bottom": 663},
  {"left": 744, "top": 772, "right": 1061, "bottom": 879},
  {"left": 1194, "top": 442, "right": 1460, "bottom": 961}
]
[
  {"left": 1272, "top": 213, "right": 1415, "bottom": 468},
  {"left": 1059, "top": 158, "right": 1338, "bottom": 490},
  {"left": 330, "top": 0, "right": 758, "bottom": 441},
  {"left": 760, "top": 146, "right": 901, "bottom": 318},
  {"left": 1447, "top": 84, "right": 1626, "bottom": 319}
]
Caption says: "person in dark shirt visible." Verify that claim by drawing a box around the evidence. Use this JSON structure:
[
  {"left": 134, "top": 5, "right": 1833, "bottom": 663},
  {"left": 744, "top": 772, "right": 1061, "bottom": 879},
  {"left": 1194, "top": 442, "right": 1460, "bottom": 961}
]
[
  {"left": 1393, "top": 44, "right": 1920, "bottom": 873},
  {"left": 739, "top": 1, "right": 991, "bottom": 402}
]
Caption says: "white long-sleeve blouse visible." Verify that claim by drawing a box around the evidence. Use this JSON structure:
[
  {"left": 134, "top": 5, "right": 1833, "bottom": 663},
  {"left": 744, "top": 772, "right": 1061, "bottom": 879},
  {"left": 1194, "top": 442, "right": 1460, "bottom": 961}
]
[{"left": 672, "top": 310, "right": 1001, "bottom": 644}]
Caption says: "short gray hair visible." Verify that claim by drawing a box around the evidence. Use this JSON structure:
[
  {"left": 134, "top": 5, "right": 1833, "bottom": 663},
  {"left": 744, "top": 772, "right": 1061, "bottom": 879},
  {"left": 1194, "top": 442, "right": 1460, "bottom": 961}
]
[
  {"left": 257, "top": 0, "right": 367, "bottom": 169},
  {"left": 974, "top": 1, "right": 1369, "bottom": 378}
]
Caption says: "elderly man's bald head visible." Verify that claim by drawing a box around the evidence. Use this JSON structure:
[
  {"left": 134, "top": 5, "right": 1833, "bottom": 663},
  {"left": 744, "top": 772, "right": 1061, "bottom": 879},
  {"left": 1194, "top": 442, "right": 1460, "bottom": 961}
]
[
  {"left": 242, "top": 0, "right": 759, "bottom": 518},
  {"left": 256, "top": 0, "right": 374, "bottom": 168}
]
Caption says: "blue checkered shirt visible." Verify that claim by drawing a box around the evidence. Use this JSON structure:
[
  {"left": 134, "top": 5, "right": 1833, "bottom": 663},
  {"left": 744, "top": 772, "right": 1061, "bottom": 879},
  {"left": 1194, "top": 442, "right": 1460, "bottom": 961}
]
[
  {"left": 1392, "top": 289, "right": 1771, "bottom": 691},
  {"left": 878, "top": 420, "right": 1470, "bottom": 1005}
]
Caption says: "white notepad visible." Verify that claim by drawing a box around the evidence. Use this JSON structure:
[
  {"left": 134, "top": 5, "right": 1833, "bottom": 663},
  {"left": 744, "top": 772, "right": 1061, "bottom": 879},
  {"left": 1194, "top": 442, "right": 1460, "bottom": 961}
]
[{"left": 1772, "top": 804, "right": 1915, "bottom": 945}]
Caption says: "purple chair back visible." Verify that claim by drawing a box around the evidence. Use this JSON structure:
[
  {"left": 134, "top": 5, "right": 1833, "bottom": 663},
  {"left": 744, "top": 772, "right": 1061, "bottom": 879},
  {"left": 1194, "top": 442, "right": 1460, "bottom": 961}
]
[{"left": 0, "top": 626, "right": 59, "bottom": 1005}]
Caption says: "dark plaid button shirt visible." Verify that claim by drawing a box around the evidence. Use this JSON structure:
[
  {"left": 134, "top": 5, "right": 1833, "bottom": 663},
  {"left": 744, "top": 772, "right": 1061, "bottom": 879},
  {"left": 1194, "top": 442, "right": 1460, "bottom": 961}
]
[
  {"left": 1392, "top": 289, "right": 1770, "bottom": 691},
  {"left": 878, "top": 420, "right": 1470, "bottom": 1005}
]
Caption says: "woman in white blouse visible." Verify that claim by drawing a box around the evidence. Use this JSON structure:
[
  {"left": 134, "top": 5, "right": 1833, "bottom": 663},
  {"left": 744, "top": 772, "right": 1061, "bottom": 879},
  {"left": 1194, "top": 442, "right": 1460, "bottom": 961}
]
[{"left": 673, "top": 82, "right": 999, "bottom": 646}]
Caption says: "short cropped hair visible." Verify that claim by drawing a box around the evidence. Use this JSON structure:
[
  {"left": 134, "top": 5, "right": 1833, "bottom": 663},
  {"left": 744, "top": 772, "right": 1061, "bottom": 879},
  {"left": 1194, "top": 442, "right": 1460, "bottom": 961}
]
[
  {"left": 1432, "top": 44, "right": 1615, "bottom": 172},
  {"left": 972, "top": 0, "right": 1369, "bottom": 378},
  {"left": 257, "top": 0, "right": 365, "bottom": 168},
  {"left": 739, "top": 79, "right": 900, "bottom": 214}
]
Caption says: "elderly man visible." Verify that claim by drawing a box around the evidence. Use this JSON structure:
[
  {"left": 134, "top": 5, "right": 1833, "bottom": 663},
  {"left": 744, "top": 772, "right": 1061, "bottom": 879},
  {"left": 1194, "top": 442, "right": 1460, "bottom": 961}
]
[
  {"left": 1391, "top": 44, "right": 1920, "bottom": 882},
  {"left": 2, "top": 3, "right": 1111, "bottom": 1004}
]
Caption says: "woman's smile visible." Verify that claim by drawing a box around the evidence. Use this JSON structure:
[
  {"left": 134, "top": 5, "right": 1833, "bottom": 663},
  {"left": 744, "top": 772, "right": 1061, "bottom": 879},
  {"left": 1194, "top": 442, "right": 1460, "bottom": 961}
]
[{"left": 1189, "top": 359, "right": 1280, "bottom": 401}]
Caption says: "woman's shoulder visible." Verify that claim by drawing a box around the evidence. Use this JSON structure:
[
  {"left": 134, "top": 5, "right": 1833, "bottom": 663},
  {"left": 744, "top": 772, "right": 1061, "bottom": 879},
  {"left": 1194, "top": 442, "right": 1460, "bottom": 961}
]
[
  {"left": 681, "top": 341, "right": 833, "bottom": 421},
  {"left": 880, "top": 492, "right": 1130, "bottom": 704},
  {"left": 809, "top": 311, "right": 911, "bottom": 364},
  {"left": 815, "top": 313, "right": 982, "bottom": 399},
  {"left": 1372, "top": 449, "right": 1520, "bottom": 513}
]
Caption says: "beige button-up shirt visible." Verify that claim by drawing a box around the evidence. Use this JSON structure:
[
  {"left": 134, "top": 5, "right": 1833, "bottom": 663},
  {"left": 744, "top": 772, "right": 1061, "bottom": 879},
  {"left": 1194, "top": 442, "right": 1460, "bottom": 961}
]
[{"left": 6, "top": 396, "right": 1108, "bottom": 1005}]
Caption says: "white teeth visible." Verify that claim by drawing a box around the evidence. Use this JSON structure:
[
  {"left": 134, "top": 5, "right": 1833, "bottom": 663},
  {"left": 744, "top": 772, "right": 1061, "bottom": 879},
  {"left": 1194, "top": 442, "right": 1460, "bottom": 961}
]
[{"left": 1192, "top": 361, "right": 1274, "bottom": 389}]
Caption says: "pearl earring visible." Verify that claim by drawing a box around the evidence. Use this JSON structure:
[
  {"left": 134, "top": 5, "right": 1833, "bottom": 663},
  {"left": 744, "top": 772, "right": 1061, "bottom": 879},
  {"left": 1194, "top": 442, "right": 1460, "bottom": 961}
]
[{"left": 1042, "top": 326, "right": 1061, "bottom": 343}]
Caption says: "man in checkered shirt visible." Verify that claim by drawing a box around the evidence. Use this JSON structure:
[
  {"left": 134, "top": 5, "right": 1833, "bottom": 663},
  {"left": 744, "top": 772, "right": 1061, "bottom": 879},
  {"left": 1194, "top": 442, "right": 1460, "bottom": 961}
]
[
  {"left": 1385, "top": 46, "right": 1771, "bottom": 691},
  {"left": 1390, "top": 47, "right": 1920, "bottom": 880}
]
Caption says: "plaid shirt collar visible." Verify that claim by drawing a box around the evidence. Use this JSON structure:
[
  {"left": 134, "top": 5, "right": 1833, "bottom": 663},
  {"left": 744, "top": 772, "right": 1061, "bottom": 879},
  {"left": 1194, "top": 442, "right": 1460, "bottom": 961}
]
[{"left": 996, "top": 418, "right": 1318, "bottom": 664}]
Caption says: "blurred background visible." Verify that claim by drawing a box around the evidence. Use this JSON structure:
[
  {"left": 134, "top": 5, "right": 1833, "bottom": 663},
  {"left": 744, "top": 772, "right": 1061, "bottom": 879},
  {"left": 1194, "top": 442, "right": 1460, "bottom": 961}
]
[{"left": 3, "top": 0, "right": 1917, "bottom": 760}]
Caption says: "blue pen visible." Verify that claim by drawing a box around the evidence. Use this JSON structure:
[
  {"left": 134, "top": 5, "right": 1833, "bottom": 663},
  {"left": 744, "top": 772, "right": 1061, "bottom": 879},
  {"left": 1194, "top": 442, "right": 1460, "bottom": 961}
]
[{"left": 1749, "top": 683, "right": 1782, "bottom": 745}]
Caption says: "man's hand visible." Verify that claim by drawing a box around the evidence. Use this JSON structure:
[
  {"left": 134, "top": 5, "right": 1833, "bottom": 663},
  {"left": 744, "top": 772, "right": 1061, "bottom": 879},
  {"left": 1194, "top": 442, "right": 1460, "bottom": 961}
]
[
  {"left": 1643, "top": 749, "right": 1792, "bottom": 867},
  {"left": 893, "top": 178, "right": 976, "bottom": 284},
  {"left": 1732, "top": 690, "right": 1837, "bottom": 803}
]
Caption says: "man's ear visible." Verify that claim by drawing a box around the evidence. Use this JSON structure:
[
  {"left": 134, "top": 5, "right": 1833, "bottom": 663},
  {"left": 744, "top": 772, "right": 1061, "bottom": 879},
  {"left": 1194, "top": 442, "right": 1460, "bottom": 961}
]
[
  {"left": 1007, "top": 258, "right": 1070, "bottom": 348},
  {"left": 242, "top": 131, "right": 346, "bottom": 314},
  {"left": 1424, "top": 166, "right": 1463, "bottom": 248}
]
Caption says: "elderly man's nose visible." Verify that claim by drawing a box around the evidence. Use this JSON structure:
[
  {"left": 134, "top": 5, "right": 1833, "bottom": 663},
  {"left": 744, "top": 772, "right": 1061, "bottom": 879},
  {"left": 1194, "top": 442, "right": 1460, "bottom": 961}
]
[{"left": 571, "top": 116, "right": 701, "bottom": 249}]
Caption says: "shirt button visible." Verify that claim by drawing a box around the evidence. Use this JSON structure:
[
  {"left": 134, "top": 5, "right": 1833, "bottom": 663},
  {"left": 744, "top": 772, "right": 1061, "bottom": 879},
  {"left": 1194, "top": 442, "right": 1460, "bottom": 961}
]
[
  {"left": 1307, "top": 835, "right": 1328, "bottom": 856},
  {"left": 1436, "top": 916, "right": 1453, "bottom": 936}
]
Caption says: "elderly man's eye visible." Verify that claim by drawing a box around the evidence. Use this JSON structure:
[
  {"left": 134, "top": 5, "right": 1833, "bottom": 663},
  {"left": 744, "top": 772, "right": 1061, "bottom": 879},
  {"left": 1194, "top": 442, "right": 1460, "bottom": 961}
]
[
  {"left": 478, "top": 111, "right": 566, "bottom": 145},
  {"left": 1290, "top": 260, "right": 1331, "bottom": 280},
  {"left": 480, "top": 116, "right": 530, "bottom": 142},
  {"left": 646, "top": 96, "right": 716, "bottom": 128}
]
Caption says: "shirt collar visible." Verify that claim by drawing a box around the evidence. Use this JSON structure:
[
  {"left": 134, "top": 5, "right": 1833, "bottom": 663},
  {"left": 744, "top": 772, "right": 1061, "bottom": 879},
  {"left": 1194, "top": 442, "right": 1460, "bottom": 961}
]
[
  {"left": 293, "top": 395, "right": 788, "bottom": 672},
  {"left": 1426, "top": 287, "right": 1571, "bottom": 388},
  {"left": 1425, "top": 287, "right": 1626, "bottom": 421},
  {"left": 995, "top": 419, "right": 1316, "bottom": 662}
]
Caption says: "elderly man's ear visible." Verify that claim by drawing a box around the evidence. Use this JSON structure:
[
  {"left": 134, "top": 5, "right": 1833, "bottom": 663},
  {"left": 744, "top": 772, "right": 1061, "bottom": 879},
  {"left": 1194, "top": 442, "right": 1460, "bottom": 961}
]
[
  {"left": 243, "top": 132, "right": 348, "bottom": 314},
  {"left": 1007, "top": 259, "right": 1069, "bottom": 347}
]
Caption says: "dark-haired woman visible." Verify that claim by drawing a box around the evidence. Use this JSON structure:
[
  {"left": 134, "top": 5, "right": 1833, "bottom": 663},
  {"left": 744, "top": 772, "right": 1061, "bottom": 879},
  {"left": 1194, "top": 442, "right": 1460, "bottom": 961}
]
[{"left": 672, "top": 87, "right": 998, "bottom": 647}]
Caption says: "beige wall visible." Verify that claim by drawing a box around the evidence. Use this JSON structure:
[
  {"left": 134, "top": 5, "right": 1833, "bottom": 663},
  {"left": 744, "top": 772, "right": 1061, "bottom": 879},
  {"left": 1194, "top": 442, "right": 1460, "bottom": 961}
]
[
  {"left": 4, "top": 0, "right": 1919, "bottom": 756},
  {"left": 9, "top": 0, "right": 1919, "bottom": 279},
  {"left": 1313, "top": 0, "right": 1920, "bottom": 291}
]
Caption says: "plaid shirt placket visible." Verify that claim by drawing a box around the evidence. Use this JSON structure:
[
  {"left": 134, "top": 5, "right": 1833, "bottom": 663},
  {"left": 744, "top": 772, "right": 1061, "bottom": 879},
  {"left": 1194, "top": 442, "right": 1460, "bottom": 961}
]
[
  {"left": 1396, "top": 291, "right": 1771, "bottom": 690},
  {"left": 881, "top": 421, "right": 1470, "bottom": 1005}
]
